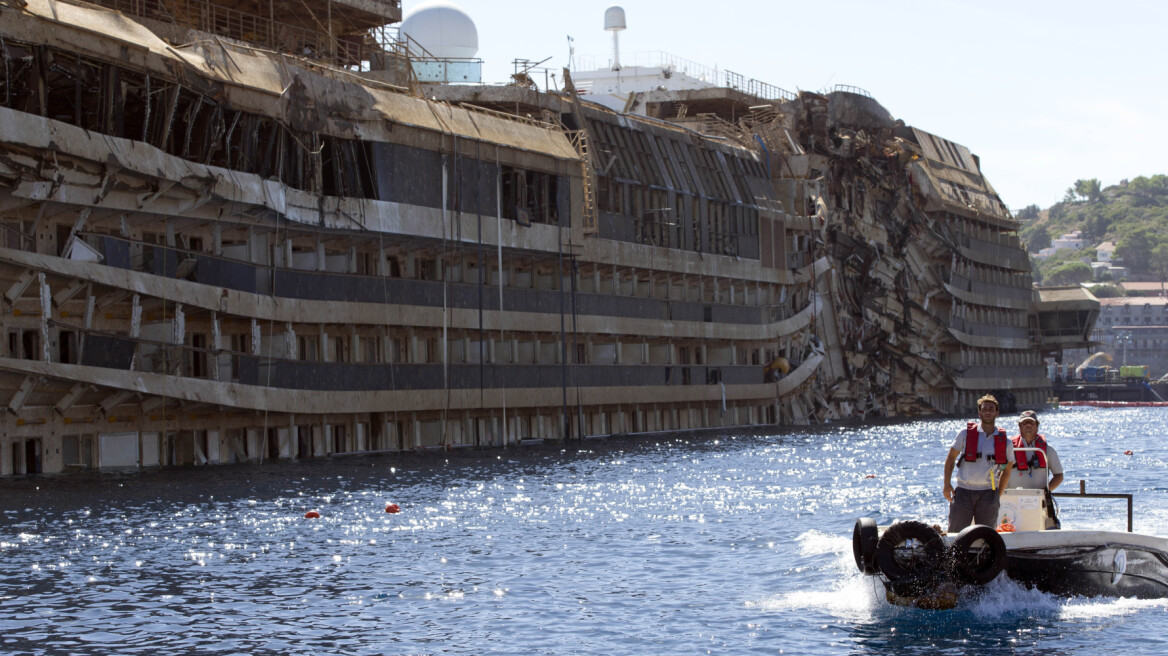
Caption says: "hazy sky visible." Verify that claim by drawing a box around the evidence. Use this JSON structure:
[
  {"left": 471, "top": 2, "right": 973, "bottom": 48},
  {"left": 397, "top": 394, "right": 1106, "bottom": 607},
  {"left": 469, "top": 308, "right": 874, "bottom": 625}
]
[{"left": 402, "top": 0, "right": 1168, "bottom": 213}]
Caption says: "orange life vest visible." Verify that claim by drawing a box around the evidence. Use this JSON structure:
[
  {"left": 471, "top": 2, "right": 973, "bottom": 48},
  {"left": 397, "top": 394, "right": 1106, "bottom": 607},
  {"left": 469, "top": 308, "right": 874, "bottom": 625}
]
[
  {"left": 1012, "top": 434, "right": 1048, "bottom": 470},
  {"left": 963, "top": 421, "right": 1009, "bottom": 464}
]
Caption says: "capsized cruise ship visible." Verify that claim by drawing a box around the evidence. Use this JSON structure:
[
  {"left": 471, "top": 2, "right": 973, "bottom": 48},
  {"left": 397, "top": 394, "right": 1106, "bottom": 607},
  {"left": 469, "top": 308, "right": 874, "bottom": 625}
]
[{"left": 0, "top": 0, "right": 1095, "bottom": 475}]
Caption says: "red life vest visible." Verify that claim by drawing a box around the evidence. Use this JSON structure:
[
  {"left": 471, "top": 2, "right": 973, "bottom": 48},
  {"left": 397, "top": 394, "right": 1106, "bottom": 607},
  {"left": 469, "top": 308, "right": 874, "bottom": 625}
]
[
  {"left": 1012, "top": 434, "right": 1048, "bottom": 470},
  {"left": 963, "top": 421, "right": 1009, "bottom": 464}
]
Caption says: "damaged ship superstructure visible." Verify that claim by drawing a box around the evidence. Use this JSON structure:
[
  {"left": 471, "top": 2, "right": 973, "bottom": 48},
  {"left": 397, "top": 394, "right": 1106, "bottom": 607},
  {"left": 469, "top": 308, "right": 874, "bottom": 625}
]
[
  {"left": 785, "top": 92, "right": 1048, "bottom": 416},
  {"left": 0, "top": 0, "right": 828, "bottom": 474},
  {"left": 605, "top": 84, "right": 1054, "bottom": 417},
  {"left": 0, "top": 0, "right": 1081, "bottom": 475}
]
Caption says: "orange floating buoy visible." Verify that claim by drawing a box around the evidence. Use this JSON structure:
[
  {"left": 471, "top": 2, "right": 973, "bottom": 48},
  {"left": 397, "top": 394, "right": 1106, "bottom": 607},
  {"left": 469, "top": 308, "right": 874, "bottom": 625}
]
[
  {"left": 1125, "top": 450, "right": 1134, "bottom": 456},
  {"left": 304, "top": 511, "right": 321, "bottom": 519},
  {"left": 385, "top": 503, "right": 401, "bottom": 514}
]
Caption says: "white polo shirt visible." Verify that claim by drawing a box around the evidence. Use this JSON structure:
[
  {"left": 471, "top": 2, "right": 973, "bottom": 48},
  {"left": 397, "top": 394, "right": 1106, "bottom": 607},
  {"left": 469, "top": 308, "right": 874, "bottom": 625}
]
[
  {"left": 951, "top": 425, "right": 1015, "bottom": 491},
  {"left": 1011, "top": 438, "right": 1063, "bottom": 490}
]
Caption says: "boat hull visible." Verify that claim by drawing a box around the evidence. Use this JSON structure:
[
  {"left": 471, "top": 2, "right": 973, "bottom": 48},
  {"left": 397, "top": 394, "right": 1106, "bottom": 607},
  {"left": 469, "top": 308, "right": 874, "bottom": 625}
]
[{"left": 1002, "top": 530, "right": 1168, "bottom": 599}]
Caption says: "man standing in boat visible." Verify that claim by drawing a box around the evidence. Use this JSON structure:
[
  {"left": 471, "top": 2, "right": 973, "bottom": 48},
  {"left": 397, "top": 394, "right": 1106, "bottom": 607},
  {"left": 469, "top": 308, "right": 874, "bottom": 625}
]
[
  {"left": 1010, "top": 410, "right": 1063, "bottom": 492},
  {"left": 1009, "top": 409, "right": 1064, "bottom": 528},
  {"left": 942, "top": 394, "right": 1014, "bottom": 532}
]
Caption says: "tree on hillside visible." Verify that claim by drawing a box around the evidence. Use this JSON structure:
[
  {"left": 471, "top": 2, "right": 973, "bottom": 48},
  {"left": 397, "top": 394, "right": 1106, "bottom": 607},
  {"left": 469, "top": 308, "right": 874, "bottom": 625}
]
[
  {"left": 1152, "top": 243, "right": 1168, "bottom": 283},
  {"left": 1073, "top": 178, "right": 1103, "bottom": 203},
  {"left": 1046, "top": 261, "right": 1093, "bottom": 285},
  {"left": 1029, "top": 256, "right": 1044, "bottom": 285},
  {"left": 1022, "top": 224, "right": 1051, "bottom": 251},
  {"left": 1126, "top": 175, "right": 1168, "bottom": 206},
  {"left": 1031, "top": 175, "right": 1168, "bottom": 281},
  {"left": 1079, "top": 203, "right": 1128, "bottom": 243},
  {"left": 1016, "top": 204, "right": 1041, "bottom": 220},
  {"left": 1115, "top": 223, "right": 1168, "bottom": 273}
]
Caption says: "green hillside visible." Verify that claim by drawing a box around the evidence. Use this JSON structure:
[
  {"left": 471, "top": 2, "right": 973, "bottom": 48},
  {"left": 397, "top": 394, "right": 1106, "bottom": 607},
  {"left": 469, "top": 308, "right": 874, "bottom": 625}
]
[{"left": 1019, "top": 175, "right": 1168, "bottom": 286}]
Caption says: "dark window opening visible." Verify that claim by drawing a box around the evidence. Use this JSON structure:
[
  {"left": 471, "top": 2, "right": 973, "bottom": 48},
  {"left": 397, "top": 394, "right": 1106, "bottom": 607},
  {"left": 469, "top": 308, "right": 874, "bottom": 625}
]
[{"left": 501, "top": 166, "right": 559, "bottom": 225}]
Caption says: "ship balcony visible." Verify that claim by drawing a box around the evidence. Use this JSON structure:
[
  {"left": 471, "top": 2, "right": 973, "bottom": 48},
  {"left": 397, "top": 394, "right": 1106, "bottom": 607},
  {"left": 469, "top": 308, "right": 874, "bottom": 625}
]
[
  {"left": 59, "top": 234, "right": 806, "bottom": 332},
  {"left": 598, "top": 211, "right": 763, "bottom": 261},
  {"left": 945, "top": 316, "right": 1030, "bottom": 343},
  {"left": 951, "top": 364, "right": 1050, "bottom": 390},
  {"left": 57, "top": 328, "right": 779, "bottom": 392},
  {"left": 951, "top": 232, "right": 1031, "bottom": 271},
  {"left": 947, "top": 272, "right": 1034, "bottom": 304}
]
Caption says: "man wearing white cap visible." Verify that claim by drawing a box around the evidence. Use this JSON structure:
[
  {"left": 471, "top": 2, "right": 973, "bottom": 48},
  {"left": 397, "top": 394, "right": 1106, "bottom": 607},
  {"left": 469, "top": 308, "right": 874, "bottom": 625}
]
[
  {"left": 1010, "top": 410, "right": 1063, "bottom": 492},
  {"left": 1011, "top": 409, "right": 1063, "bottom": 529}
]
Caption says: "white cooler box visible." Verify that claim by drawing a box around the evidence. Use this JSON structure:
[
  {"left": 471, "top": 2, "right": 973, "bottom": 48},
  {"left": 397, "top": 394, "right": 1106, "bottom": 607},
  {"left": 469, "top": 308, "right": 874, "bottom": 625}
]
[{"left": 997, "top": 488, "right": 1048, "bottom": 531}]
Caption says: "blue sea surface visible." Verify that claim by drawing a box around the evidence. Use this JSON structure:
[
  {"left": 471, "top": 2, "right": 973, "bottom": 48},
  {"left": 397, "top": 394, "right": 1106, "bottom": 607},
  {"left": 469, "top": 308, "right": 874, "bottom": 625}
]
[{"left": 2, "top": 406, "right": 1167, "bottom": 655}]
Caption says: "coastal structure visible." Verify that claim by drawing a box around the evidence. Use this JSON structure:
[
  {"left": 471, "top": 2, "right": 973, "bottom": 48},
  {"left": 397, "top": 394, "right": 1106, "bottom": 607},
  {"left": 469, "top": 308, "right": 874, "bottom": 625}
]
[
  {"left": 0, "top": 0, "right": 1094, "bottom": 475},
  {"left": 1089, "top": 297, "right": 1168, "bottom": 376}
]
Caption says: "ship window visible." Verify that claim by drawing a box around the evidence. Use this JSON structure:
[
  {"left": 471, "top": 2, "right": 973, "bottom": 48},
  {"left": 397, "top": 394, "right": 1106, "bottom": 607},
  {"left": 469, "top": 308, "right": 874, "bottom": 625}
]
[
  {"left": 189, "top": 334, "right": 207, "bottom": 378},
  {"left": 8, "top": 329, "right": 40, "bottom": 361},
  {"left": 611, "top": 126, "right": 635, "bottom": 179},
  {"left": 649, "top": 136, "right": 674, "bottom": 188},
  {"left": 632, "top": 132, "right": 661, "bottom": 185},
  {"left": 59, "top": 330, "right": 79, "bottom": 364},
  {"left": 671, "top": 142, "right": 696, "bottom": 190},
  {"left": 62, "top": 435, "right": 93, "bottom": 468},
  {"left": 298, "top": 336, "right": 318, "bottom": 362},
  {"left": 500, "top": 166, "right": 557, "bottom": 225},
  {"left": 360, "top": 337, "right": 379, "bottom": 363},
  {"left": 321, "top": 137, "right": 376, "bottom": 200},
  {"left": 385, "top": 255, "right": 401, "bottom": 278},
  {"left": 2, "top": 221, "right": 32, "bottom": 251},
  {"left": 416, "top": 258, "right": 435, "bottom": 281},
  {"left": 333, "top": 336, "right": 349, "bottom": 363},
  {"left": 417, "top": 338, "right": 432, "bottom": 363},
  {"left": 355, "top": 251, "right": 375, "bottom": 276},
  {"left": 596, "top": 175, "right": 614, "bottom": 213}
]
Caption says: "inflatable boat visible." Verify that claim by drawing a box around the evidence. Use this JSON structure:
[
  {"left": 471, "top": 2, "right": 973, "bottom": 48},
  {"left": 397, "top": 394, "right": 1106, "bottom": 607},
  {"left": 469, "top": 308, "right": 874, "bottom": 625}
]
[{"left": 853, "top": 484, "right": 1168, "bottom": 608}]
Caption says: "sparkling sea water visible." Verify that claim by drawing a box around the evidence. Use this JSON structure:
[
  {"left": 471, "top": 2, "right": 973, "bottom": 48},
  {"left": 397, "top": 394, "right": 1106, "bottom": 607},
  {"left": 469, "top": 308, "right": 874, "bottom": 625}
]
[{"left": 3, "top": 406, "right": 1168, "bottom": 655}]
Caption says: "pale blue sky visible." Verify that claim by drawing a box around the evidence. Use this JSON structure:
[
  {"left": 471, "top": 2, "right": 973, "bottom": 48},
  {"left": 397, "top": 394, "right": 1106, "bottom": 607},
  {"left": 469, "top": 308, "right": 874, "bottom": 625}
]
[{"left": 403, "top": 0, "right": 1168, "bottom": 213}]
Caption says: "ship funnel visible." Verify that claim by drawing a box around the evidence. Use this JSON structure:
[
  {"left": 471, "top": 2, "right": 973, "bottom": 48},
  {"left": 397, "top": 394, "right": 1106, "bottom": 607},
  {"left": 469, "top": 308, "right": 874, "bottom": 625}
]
[{"left": 605, "top": 6, "right": 626, "bottom": 70}]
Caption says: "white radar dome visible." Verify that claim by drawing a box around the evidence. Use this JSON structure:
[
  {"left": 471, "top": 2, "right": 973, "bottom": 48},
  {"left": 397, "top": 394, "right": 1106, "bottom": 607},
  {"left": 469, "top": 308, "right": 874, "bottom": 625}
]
[
  {"left": 604, "top": 6, "right": 626, "bottom": 31},
  {"left": 401, "top": 0, "right": 479, "bottom": 59}
]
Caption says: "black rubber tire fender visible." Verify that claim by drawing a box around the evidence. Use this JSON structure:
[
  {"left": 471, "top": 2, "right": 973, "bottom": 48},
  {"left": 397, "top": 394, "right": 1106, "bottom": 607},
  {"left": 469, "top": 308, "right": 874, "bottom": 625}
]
[
  {"left": 853, "top": 518, "right": 879, "bottom": 574},
  {"left": 874, "top": 520, "right": 944, "bottom": 581},
  {"left": 949, "top": 524, "right": 1007, "bottom": 585}
]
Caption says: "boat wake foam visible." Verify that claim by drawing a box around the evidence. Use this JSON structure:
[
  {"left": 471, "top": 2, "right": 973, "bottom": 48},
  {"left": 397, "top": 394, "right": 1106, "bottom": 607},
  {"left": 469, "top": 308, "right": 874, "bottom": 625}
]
[
  {"left": 1056, "top": 596, "right": 1168, "bottom": 620},
  {"left": 748, "top": 573, "right": 884, "bottom": 618},
  {"left": 756, "top": 529, "right": 1168, "bottom": 620},
  {"left": 747, "top": 530, "right": 885, "bottom": 617},
  {"left": 964, "top": 576, "right": 1168, "bottom": 619}
]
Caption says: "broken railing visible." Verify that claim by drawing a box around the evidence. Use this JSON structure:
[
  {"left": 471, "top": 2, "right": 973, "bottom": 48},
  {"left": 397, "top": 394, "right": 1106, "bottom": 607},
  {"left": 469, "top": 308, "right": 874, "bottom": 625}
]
[
  {"left": 87, "top": 0, "right": 404, "bottom": 67},
  {"left": 723, "top": 71, "right": 796, "bottom": 102}
]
